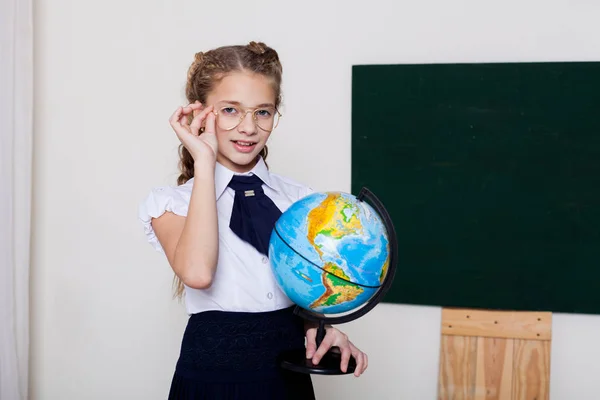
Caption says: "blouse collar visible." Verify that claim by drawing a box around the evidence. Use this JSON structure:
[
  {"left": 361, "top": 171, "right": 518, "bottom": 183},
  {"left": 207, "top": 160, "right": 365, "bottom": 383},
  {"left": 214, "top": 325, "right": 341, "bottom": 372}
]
[{"left": 214, "top": 156, "right": 278, "bottom": 200}]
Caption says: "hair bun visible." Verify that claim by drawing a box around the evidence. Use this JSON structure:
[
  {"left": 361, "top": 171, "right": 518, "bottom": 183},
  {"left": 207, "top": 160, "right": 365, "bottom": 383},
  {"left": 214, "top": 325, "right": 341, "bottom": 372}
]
[
  {"left": 247, "top": 41, "right": 280, "bottom": 66},
  {"left": 248, "top": 41, "right": 267, "bottom": 54}
]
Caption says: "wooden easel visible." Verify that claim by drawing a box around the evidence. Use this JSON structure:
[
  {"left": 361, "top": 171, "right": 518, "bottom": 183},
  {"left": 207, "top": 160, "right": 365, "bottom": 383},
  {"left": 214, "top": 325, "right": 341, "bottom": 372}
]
[{"left": 437, "top": 308, "right": 552, "bottom": 400}]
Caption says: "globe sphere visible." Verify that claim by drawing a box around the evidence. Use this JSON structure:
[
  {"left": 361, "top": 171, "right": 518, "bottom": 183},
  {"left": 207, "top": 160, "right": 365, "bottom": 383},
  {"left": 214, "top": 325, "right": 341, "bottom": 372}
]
[{"left": 269, "top": 191, "right": 390, "bottom": 314}]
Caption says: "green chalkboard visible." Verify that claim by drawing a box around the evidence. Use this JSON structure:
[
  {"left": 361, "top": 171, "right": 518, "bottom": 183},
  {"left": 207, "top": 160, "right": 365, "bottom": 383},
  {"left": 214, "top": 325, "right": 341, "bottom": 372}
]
[{"left": 351, "top": 62, "right": 600, "bottom": 314}]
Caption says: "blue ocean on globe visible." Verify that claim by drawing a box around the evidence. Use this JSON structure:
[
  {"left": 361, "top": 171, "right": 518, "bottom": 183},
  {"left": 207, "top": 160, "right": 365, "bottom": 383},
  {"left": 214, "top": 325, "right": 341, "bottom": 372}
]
[{"left": 269, "top": 191, "right": 390, "bottom": 314}]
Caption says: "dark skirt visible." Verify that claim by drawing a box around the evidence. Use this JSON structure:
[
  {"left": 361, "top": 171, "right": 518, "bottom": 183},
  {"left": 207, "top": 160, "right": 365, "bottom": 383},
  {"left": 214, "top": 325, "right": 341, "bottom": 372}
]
[{"left": 168, "top": 306, "right": 315, "bottom": 400}]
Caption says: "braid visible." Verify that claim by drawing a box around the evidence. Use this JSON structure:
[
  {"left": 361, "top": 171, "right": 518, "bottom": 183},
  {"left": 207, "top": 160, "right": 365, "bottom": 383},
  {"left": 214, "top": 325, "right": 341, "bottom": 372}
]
[
  {"left": 176, "top": 146, "right": 195, "bottom": 186},
  {"left": 185, "top": 52, "right": 204, "bottom": 100},
  {"left": 187, "top": 52, "right": 204, "bottom": 82}
]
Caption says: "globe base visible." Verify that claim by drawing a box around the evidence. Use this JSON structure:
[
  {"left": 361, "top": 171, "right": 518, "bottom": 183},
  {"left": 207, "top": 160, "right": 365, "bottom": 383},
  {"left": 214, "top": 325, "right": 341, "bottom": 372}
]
[{"left": 278, "top": 348, "right": 356, "bottom": 375}]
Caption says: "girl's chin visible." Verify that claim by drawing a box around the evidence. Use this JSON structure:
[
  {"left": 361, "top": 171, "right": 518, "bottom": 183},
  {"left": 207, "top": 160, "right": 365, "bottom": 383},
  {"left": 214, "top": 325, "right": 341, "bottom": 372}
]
[{"left": 218, "top": 150, "right": 263, "bottom": 171}]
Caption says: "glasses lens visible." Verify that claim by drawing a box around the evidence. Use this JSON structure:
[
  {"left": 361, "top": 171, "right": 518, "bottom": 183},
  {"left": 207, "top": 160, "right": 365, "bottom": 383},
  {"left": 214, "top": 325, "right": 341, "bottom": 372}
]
[
  {"left": 255, "top": 108, "right": 279, "bottom": 132},
  {"left": 216, "top": 107, "right": 242, "bottom": 130}
]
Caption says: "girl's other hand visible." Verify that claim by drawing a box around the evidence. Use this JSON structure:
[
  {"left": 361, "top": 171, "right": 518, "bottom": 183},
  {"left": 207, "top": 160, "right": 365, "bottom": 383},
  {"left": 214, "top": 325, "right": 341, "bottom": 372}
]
[
  {"left": 305, "top": 326, "right": 368, "bottom": 377},
  {"left": 169, "top": 101, "right": 218, "bottom": 162}
]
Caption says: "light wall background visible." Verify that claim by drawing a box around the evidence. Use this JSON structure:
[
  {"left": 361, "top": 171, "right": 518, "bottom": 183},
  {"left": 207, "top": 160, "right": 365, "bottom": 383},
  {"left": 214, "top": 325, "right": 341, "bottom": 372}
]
[{"left": 31, "top": 0, "right": 600, "bottom": 399}]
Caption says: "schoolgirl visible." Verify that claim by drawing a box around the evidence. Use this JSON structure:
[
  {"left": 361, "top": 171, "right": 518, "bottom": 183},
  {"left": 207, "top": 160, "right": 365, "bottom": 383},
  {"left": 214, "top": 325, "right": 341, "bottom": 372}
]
[{"left": 139, "top": 41, "right": 367, "bottom": 399}]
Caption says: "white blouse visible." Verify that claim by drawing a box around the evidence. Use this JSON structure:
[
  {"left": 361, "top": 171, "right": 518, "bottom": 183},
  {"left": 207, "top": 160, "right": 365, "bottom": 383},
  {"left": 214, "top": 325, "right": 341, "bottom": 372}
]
[{"left": 138, "top": 157, "right": 313, "bottom": 315}]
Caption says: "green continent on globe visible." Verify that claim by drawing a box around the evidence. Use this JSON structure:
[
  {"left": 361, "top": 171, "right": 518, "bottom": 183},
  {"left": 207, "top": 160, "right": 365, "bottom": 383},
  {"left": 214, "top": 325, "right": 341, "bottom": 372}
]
[
  {"left": 309, "top": 263, "right": 364, "bottom": 309},
  {"left": 307, "top": 193, "right": 363, "bottom": 258},
  {"left": 379, "top": 259, "right": 389, "bottom": 284}
]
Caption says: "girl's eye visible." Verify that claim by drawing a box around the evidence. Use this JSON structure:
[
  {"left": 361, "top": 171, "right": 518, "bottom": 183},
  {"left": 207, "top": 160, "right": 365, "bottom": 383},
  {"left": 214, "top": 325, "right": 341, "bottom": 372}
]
[
  {"left": 255, "top": 109, "right": 272, "bottom": 118},
  {"left": 222, "top": 107, "right": 237, "bottom": 115}
]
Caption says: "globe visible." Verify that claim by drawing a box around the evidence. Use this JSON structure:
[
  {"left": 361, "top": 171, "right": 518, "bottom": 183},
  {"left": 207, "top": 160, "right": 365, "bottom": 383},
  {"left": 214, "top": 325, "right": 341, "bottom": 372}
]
[
  {"left": 269, "top": 191, "right": 391, "bottom": 315},
  {"left": 269, "top": 188, "right": 397, "bottom": 375}
]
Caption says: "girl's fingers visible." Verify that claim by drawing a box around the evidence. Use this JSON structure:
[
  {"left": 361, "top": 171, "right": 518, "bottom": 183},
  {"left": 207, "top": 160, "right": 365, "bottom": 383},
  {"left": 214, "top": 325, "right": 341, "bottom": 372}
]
[
  {"left": 339, "top": 345, "right": 352, "bottom": 373},
  {"left": 180, "top": 110, "right": 190, "bottom": 131},
  {"left": 169, "top": 106, "right": 184, "bottom": 127},
  {"left": 181, "top": 100, "right": 201, "bottom": 110},
  {"left": 305, "top": 328, "right": 317, "bottom": 359},
  {"left": 170, "top": 103, "right": 204, "bottom": 133},
  {"left": 204, "top": 110, "right": 217, "bottom": 135},
  {"left": 353, "top": 349, "right": 365, "bottom": 377},
  {"left": 190, "top": 105, "right": 214, "bottom": 136},
  {"left": 168, "top": 102, "right": 218, "bottom": 157},
  {"left": 190, "top": 100, "right": 203, "bottom": 110},
  {"left": 311, "top": 332, "right": 335, "bottom": 365},
  {"left": 170, "top": 106, "right": 193, "bottom": 138}
]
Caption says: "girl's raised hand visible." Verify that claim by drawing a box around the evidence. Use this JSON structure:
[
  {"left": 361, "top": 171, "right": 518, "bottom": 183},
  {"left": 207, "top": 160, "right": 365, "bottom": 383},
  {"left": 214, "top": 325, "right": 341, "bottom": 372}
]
[{"left": 169, "top": 101, "right": 218, "bottom": 162}]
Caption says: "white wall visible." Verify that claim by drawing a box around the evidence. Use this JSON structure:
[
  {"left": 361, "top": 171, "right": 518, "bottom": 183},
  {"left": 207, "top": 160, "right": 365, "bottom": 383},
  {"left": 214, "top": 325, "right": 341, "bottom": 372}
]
[{"left": 31, "top": 0, "right": 600, "bottom": 399}]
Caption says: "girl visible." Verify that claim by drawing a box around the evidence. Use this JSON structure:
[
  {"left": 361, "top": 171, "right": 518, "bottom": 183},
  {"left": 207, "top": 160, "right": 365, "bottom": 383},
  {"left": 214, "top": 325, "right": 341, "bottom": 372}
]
[{"left": 139, "top": 41, "right": 368, "bottom": 399}]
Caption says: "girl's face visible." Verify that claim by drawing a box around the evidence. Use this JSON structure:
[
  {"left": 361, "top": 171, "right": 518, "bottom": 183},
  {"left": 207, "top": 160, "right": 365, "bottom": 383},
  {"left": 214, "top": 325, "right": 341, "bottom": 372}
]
[{"left": 205, "top": 71, "right": 278, "bottom": 173}]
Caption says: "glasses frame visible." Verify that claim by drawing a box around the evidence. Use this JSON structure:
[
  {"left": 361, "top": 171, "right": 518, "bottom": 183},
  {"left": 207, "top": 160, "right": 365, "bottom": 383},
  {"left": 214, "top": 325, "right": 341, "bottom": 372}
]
[{"left": 211, "top": 105, "right": 282, "bottom": 132}]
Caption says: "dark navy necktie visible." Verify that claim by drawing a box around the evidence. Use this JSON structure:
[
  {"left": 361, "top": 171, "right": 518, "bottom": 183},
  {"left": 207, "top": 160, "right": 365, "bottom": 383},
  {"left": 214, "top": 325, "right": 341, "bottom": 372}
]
[{"left": 228, "top": 174, "right": 282, "bottom": 256}]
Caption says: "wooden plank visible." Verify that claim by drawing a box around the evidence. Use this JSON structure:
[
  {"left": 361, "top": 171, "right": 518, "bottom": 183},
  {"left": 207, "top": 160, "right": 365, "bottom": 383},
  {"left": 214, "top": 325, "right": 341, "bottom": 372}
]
[
  {"left": 442, "top": 308, "right": 552, "bottom": 340},
  {"left": 473, "top": 337, "right": 513, "bottom": 400},
  {"left": 438, "top": 335, "right": 478, "bottom": 400},
  {"left": 511, "top": 339, "right": 551, "bottom": 400}
]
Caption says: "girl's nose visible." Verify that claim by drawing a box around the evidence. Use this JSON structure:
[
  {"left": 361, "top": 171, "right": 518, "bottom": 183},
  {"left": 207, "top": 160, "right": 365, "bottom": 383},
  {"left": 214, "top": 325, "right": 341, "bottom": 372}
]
[{"left": 238, "top": 111, "right": 257, "bottom": 135}]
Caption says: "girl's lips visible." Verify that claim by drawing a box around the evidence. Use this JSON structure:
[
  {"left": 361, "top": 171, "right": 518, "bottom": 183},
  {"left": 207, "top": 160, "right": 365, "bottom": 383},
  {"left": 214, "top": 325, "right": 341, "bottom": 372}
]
[{"left": 232, "top": 140, "right": 257, "bottom": 153}]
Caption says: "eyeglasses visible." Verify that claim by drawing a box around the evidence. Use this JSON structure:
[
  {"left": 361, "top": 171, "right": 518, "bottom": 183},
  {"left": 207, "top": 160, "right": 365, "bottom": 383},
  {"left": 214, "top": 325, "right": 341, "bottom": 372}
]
[{"left": 212, "top": 105, "right": 281, "bottom": 132}]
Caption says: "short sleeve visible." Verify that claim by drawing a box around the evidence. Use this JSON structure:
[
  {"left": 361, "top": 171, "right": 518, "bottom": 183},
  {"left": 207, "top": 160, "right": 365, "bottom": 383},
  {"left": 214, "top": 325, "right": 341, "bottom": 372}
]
[{"left": 138, "top": 186, "right": 190, "bottom": 253}]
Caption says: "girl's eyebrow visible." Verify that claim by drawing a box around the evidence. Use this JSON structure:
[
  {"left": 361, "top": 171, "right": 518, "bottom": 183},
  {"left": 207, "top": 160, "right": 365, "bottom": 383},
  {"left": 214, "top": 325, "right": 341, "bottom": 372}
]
[
  {"left": 255, "top": 103, "right": 276, "bottom": 108},
  {"left": 219, "top": 100, "right": 275, "bottom": 108}
]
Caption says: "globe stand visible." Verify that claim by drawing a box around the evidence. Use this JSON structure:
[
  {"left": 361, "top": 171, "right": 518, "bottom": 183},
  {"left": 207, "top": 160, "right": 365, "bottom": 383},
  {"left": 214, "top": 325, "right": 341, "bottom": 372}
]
[{"left": 279, "top": 187, "right": 398, "bottom": 375}]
